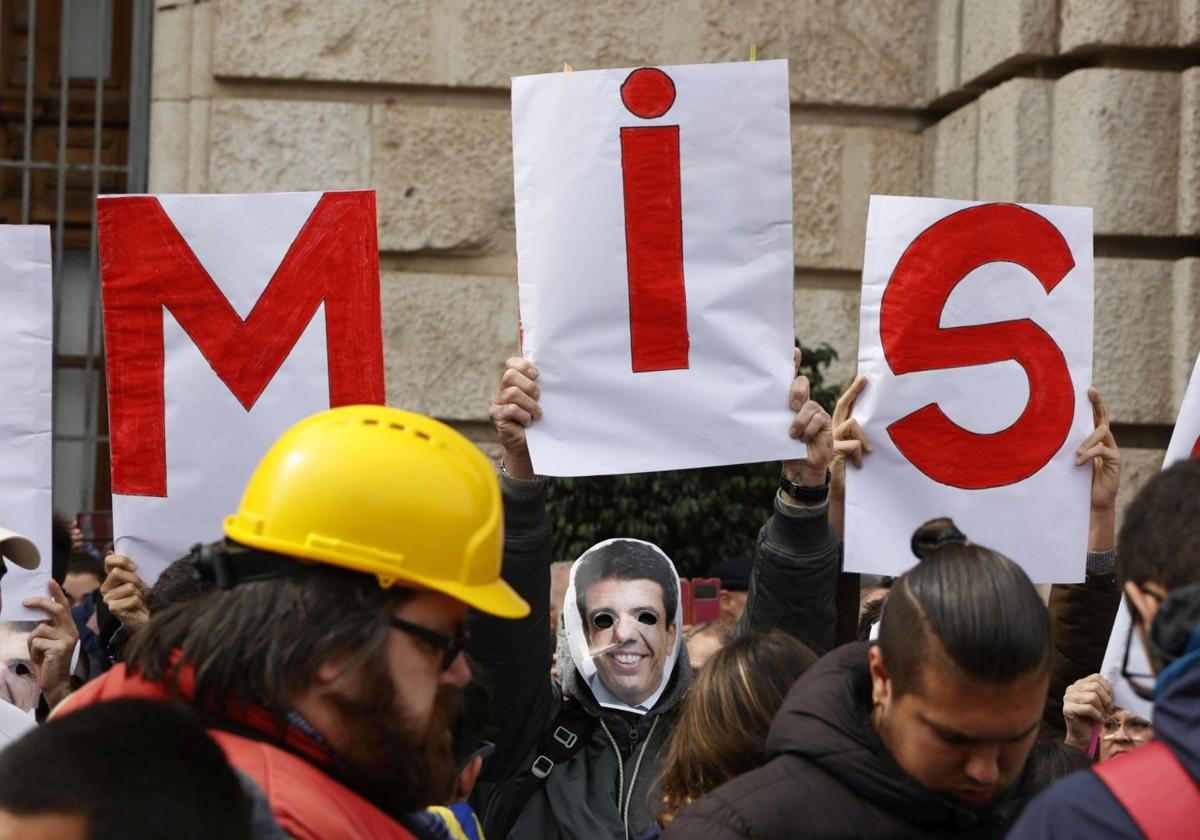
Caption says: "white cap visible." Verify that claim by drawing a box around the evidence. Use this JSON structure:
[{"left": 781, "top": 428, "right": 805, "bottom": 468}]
[{"left": 0, "top": 525, "right": 39, "bottom": 570}]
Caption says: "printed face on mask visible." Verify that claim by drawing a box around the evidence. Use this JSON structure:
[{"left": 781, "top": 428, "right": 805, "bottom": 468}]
[{"left": 583, "top": 578, "right": 676, "bottom": 707}]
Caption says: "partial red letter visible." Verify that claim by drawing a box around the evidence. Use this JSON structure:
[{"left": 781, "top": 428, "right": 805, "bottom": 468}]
[
  {"left": 880, "top": 203, "right": 1075, "bottom": 489},
  {"left": 100, "top": 192, "right": 385, "bottom": 497}
]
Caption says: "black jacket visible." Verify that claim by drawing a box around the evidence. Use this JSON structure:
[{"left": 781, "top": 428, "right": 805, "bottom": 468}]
[
  {"left": 468, "top": 475, "right": 840, "bottom": 840},
  {"left": 662, "top": 642, "right": 1023, "bottom": 840}
]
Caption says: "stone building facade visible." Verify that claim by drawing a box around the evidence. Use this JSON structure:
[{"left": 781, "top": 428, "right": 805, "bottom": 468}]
[{"left": 150, "top": 0, "right": 1199, "bottom": 521}]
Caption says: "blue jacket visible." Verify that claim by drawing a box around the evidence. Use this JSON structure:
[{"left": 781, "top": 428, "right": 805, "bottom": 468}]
[{"left": 1008, "top": 661, "right": 1200, "bottom": 838}]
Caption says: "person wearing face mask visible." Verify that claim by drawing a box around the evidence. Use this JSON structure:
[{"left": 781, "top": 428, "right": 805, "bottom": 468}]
[
  {"left": 568, "top": 540, "right": 681, "bottom": 712},
  {"left": 472, "top": 354, "right": 839, "bottom": 840},
  {"left": 1010, "top": 458, "right": 1200, "bottom": 838}
]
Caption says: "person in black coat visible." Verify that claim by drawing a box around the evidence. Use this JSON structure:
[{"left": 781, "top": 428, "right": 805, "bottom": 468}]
[{"left": 664, "top": 542, "right": 1052, "bottom": 839}]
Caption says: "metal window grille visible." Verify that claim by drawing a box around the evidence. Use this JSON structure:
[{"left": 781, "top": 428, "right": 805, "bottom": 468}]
[{"left": 0, "top": 0, "right": 151, "bottom": 523}]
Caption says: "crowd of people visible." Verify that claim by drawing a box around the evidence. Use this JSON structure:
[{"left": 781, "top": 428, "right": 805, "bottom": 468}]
[{"left": 0, "top": 352, "right": 1195, "bottom": 839}]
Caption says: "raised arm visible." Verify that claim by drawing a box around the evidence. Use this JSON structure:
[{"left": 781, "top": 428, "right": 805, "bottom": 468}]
[
  {"left": 467, "top": 358, "right": 556, "bottom": 783},
  {"left": 736, "top": 349, "right": 840, "bottom": 653},
  {"left": 1042, "top": 387, "right": 1122, "bottom": 736}
]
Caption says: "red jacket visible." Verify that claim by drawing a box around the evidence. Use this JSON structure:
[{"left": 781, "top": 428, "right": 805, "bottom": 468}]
[{"left": 61, "top": 664, "right": 420, "bottom": 840}]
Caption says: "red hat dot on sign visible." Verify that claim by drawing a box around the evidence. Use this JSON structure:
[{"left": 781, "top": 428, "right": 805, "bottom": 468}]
[{"left": 621, "top": 68, "right": 676, "bottom": 119}]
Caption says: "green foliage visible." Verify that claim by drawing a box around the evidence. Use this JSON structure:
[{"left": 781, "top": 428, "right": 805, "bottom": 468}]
[{"left": 546, "top": 343, "right": 842, "bottom": 577}]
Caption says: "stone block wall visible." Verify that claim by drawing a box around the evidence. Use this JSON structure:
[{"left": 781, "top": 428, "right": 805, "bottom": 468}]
[{"left": 151, "top": 0, "right": 1198, "bottom": 526}]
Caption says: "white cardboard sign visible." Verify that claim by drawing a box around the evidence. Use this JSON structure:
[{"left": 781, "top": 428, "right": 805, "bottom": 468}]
[
  {"left": 511, "top": 60, "right": 804, "bottom": 476},
  {"left": 1097, "top": 352, "right": 1200, "bottom": 720},
  {"left": 99, "top": 191, "right": 384, "bottom": 582},
  {"left": 845, "top": 196, "right": 1094, "bottom": 584},
  {"left": 0, "top": 226, "right": 53, "bottom": 621}
]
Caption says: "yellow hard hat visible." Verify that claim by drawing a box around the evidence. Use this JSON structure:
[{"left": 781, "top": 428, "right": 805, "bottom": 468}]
[{"left": 224, "top": 405, "right": 529, "bottom": 619}]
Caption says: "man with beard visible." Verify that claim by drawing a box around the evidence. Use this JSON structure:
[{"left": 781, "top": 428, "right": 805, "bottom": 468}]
[
  {"left": 55, "top": 406, "right": 529, "bottom": 840},
  {"left": 664, "top": 542, "right": 1052, "bottom": 839},
  {"left": 472, "top": 354, "right": 840, "bottom": 839}
]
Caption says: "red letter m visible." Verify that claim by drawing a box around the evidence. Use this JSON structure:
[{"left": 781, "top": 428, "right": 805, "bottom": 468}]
[{"left": 100, "top": 192, "right": 385, "bottom": 497}]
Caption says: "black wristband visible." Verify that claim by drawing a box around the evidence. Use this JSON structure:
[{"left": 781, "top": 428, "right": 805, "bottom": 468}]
[{"left": 779, "top": 469, "right": 831, "bottom": 504}]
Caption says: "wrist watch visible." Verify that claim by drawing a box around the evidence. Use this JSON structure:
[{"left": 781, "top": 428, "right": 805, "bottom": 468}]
[{"left": 779, "top": 469, "right": 831, "bottom": 503}]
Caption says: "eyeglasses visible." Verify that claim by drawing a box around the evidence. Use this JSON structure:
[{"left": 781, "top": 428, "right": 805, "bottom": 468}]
[
  {"left": 1120, "top": 588, "right": 1164, "bottom": 701},
  {"left": 389, "top": 616, "right": 470, "bottom": 671},
  {"left": 590, "top": 609, "right": 660, "bottom": 631},
  {"left": 1101, "top": 717, "right": 1152, "bottom": 738}
]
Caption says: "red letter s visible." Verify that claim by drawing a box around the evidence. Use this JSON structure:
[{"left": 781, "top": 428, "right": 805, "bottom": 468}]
[{"left": 880, "top": 203, "right": 1075, "bottom": 490}]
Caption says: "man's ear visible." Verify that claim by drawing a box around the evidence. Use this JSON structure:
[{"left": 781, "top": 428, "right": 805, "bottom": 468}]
[
  {"left": 1125, "top": 580, "right": 1168, "bottom": 631},
  {"left": 868, "top": 645, "right": 892, "bottom": 708},
  {"left": 315, "top": 651, "right": 357, "bottom": 687},
  {"left": 454, "top": 754, "right": 485, "bottom": 802}
]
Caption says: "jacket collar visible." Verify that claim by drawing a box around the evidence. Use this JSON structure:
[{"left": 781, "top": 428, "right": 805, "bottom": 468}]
[{"left": 766, "top": 642, "right": 1021, "bottom": 832}]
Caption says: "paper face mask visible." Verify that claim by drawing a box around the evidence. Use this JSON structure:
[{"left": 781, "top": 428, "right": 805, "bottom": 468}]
[{"left": 563, "top": 538, "right": 682, "bottom": 715}]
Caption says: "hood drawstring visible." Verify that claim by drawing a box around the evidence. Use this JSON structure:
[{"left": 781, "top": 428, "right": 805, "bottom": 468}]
[
  {"left": 624, "top": 717, "right": 660, "bottom": 834},
  {"left": 600, "top": 716, "right": 660, "bottom": 840}
]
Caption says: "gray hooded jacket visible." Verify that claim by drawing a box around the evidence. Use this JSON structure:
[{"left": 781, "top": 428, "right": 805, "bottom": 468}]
[{"left": 467, "top": 473, "right": 839, "bottom": 840}]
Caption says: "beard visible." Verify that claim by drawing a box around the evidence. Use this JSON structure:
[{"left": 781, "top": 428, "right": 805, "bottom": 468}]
[{"left": 326, "top": 669, "right": 460, "bottom": 814}]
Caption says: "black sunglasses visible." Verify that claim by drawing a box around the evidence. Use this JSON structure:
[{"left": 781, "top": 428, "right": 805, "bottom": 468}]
[{"left": 389, "top": 616, "right": 470, "bottom": 671}]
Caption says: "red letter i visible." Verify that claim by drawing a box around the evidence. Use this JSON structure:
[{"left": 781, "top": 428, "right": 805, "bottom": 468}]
[{"left": 620, "top": 67, "right": 689, "bottom": 373}]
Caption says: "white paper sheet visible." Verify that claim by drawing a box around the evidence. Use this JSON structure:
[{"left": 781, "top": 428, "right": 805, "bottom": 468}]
[
  {"left": 0, "top": 227, "right": 53, "bottom": 621},
  {"left": 99, "top": 191, "right": 384, "bottom": 583},
  {"left": 845, "top": 196, "right": 1094, "bottom": 584},
  {"left": 511, "top": 60, "right": 804, "bottom": 476},
  {"left": 1099, "top": 601, "right": 1154, "bottom": 719},
  {"left": 1164, "top": 352, "right": 1200, "bottom": 466},
  {"left": 1096, "top": 352, "right": 1200, "bottom": 720}
]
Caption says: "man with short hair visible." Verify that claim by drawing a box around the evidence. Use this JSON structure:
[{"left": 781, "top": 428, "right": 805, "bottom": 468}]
[
  {"left": 665, "top": 543, "right": 1052, "bottom": 838},
  {"left": 0, "top": 698, "right": 257, "bottom": 840},
  {"left": 1011, "top": 458, "right": 1200, "bottom": 838},
  {"left": 58, "top": 406, "right": 529, "bottom": 840},
  {"left": 62, "top": 553, "right": 105, "bottom": 605}
]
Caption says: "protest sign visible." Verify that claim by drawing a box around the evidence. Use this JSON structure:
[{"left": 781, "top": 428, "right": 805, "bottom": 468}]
[
  {"left": 0, "top": 226, "right": 52, "bottom": 620},
  {"left": 511, "top": 60, "right": 804, "bottom": 476},
  {"left": 1097, "top": 351, "right": 1200, "bottom": 719},
  {"left": 845, "top": 196, "right": 1094, "bottom": 583},
  {"left": 99, "top": 191, "right": 384, "bottom": 582}
]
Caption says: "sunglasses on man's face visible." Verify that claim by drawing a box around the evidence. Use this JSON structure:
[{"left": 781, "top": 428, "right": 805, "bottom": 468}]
[{"left": 389, "top": 616, "right": 470, "bottom": 671}]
